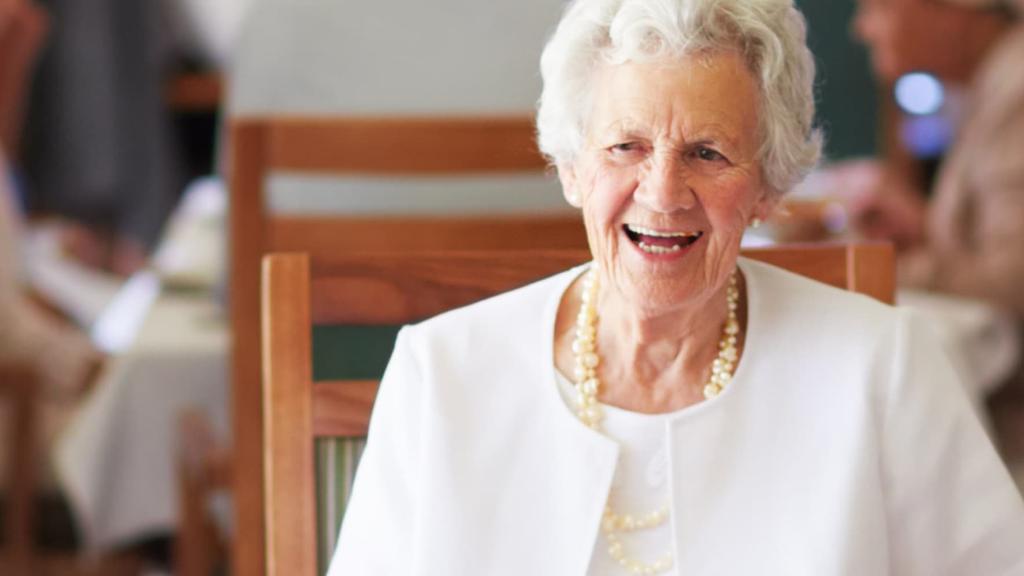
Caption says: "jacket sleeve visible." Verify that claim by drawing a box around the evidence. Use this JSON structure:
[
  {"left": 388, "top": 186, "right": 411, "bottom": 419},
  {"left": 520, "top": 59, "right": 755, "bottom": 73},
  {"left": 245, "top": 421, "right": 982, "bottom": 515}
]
[
  {"left": 881, "top": 309, "right": 1024, "bottom": 575},
  {"left": 327, "top": 326, "right": 423, "bottom": 575}
]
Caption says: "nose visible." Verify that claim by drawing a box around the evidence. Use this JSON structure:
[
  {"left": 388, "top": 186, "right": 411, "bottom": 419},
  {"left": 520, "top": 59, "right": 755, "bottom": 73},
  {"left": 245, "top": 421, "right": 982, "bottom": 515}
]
[{"left": 634, "top": 153, "right": 698, "bottom": 214}]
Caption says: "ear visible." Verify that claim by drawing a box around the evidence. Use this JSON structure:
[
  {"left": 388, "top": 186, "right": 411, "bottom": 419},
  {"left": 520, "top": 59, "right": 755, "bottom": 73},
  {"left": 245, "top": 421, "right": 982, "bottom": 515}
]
[
  {"left": 751, "top": 187, "right": 780, "bottom": 223},
  {"left": 557, "top": 161, "right": 582, "bottom": 208}
]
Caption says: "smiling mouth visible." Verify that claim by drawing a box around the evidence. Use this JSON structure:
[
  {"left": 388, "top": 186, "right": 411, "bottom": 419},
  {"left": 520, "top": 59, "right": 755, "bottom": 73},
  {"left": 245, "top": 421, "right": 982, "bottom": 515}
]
[{"left": 623, "top": 224, "right": 703, "bottom": 255}]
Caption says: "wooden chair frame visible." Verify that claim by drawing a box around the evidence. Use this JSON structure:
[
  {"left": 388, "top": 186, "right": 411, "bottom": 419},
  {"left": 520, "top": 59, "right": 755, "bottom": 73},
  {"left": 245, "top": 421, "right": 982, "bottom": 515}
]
[
  {"left": 224, "top": 115, "right": 586, "bottom": 575},
  {"left": 0, "top": 363, "right": 39, "bottom": 574},
  {"left": 261, "top": 242, "right": 894, "bottom": 575},
  {"left": 0, "top": 330, "right": 106, "bottom": 575}
]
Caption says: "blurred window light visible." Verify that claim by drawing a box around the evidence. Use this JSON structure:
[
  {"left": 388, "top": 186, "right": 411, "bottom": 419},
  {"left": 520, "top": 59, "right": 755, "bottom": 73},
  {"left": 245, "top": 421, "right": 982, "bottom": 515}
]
[
  {"left": 91, "top": 271, "right": 161, "bottom": 354},
  {"left": 900, "top": 115, "right": 952, "bottom": 158},
  {"left": 894, "top": 72, "right": 945, "bottom": 116}
]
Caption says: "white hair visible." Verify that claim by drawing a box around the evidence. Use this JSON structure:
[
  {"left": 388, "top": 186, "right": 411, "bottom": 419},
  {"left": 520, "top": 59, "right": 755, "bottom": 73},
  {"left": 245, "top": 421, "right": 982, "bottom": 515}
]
[{"left": 537, "top": 0, "right": 824, "bottom": 196}]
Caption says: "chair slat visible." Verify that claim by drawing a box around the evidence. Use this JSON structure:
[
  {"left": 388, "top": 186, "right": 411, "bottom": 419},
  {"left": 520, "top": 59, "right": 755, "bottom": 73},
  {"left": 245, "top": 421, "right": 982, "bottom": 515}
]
[
  {"left": 845, "top": 243, "right": 897, "bottom": 304},
  {"left": 256, "top": 116, "right": 547, "bottom": 174},
  {"left": 309, "top": 250, "right": 590, "bottom": 324},
  {"left": 228, "top": 120, "right": 272, "bottom": 576},
  {"left": 269, "top": 215, "right": 586, "bottom": 258},
  {"left": 0, "top": 364, "right": 38, "bottom": 570},
  {"left": 262, "top": 254, "right": 318, "bottom": 576}
]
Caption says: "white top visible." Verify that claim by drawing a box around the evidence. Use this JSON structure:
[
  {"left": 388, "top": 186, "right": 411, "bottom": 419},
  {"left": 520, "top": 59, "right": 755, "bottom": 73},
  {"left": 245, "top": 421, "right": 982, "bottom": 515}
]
[
  {"left": 329, "top": 258, "right": 1024, "bottom": 575},
  {"left": 555, "top": 371, "right": 675, "bottom": 574}
]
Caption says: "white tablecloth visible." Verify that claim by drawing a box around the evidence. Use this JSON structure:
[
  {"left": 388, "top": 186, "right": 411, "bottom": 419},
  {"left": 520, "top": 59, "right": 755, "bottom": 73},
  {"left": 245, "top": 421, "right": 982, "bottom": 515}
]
[{"left": 54, "top": 290, "right": 228, "bottom": 550}]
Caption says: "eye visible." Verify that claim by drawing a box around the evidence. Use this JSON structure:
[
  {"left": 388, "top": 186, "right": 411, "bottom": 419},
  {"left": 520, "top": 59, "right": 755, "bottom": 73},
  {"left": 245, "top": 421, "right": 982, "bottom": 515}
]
[
  {"left": 608, "top": 142, "right": 644, "bottom": 155},
  {"left": 695, "top": 146, "right": 726, "bottom": 162}
]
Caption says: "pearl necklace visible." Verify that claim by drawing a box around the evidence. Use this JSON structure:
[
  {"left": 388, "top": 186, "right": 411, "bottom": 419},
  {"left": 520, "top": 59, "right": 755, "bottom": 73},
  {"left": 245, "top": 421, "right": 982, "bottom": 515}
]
[{"left": 571, "top": 268, "right": 740, "bottom": 575}]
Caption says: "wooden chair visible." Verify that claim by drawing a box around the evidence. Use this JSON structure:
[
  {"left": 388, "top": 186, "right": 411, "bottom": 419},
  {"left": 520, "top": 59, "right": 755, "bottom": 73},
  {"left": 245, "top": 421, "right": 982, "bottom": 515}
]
[
  {"left": 0, "top": 363, "right": 39, "bottom": 575},
  {"left": 215, "top": 115, "right": 587, "bottom": 575},
  {"left": 0, "top": 357, "right": 105, "bottom": 576},
  {"left": 260, "top": 242, "right": 894, "bottom": 575}
]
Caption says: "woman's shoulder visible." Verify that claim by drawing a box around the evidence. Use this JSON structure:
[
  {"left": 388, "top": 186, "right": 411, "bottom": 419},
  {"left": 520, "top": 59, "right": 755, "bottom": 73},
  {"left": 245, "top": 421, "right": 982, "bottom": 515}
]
[
  {"left": 740, "top": 256, "right": 899, "bottom": 336},
  {"left": 738, "top": 256, "right": 933, "bottom": 410}
]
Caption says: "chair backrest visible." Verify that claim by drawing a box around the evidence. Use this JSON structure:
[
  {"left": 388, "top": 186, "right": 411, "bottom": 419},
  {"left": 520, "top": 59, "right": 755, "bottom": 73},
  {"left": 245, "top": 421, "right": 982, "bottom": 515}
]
[
  {"left": 0, "top": 364, "right": 39, "bottom": 572},
  {"left": 260, "top": 241, "right": 894, "bottom": 576},
  {"left": 228, "top": 115, "right": 587, "bottom": 574}
]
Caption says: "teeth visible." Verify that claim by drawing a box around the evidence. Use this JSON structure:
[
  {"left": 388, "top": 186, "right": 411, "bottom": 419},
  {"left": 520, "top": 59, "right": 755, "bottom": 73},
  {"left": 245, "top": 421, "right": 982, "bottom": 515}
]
[
  {"left": 637, "top": 242, "right": 682, "bottom": 254},
  {"left": 626, "top": 224, "right": 699, "bottom": 238}
]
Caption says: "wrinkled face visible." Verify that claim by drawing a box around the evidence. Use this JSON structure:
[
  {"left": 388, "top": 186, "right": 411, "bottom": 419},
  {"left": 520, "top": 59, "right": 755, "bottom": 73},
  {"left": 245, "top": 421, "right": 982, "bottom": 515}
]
[
  {"left": 560, "top": 53, "right": 773, "bottom": 318},
  {"left": 853, "top": 0, "right": 976, "bottom": 82}
]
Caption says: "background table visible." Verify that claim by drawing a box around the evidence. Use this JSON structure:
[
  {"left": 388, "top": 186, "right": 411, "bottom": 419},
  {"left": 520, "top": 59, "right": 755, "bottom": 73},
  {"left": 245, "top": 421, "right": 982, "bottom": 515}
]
[{"left": 54, "top": 289, "right": 228, "bottom": 551}]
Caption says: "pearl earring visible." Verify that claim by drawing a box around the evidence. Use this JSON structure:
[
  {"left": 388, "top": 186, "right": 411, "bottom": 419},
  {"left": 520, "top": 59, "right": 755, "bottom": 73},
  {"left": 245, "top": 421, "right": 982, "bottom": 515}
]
[
  {"left": 568, "top": 193, "right": 581, "bottom": 206},
  {"left": 750, "top": 217, "right": 762, "bottom": 229}
]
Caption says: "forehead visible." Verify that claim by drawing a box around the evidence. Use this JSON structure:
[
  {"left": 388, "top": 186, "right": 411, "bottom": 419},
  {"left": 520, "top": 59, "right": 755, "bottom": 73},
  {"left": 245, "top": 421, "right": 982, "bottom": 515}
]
[{"left": 586, "top": 52, "right": 761, "bottom": 146}]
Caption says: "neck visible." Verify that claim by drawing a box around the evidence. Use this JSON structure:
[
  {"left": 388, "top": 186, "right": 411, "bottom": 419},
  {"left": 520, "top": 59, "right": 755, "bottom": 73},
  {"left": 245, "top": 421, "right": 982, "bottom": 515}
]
[
  {"left": 595, "top": 277, "right": 730, "bottom": 377},
  {"left": 553, "top": 267, "right": 744, "bottom": 413}
]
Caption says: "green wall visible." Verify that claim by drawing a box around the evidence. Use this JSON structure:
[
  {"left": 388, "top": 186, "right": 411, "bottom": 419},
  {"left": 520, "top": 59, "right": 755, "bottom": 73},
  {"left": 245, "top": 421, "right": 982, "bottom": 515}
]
[{"left": 798, "top": 0, "right": 879, "bottom": 160}]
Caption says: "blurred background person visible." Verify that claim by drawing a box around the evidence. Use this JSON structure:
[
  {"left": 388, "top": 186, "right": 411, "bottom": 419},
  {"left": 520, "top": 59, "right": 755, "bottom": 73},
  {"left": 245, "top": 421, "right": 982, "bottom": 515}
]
[
  {"left": 0, "top": 0, "right": 99, "bottom": 403},
  {"left": 18, "top": 0, "right": 189, "bottom": 276},
  {"left": 0, "top": 1, "right": 101, "bottom": 550},
  {"left": 847, "top": 0, "right": 1024, "bottom": 466},
  {"left": 849, "top": 0, "right": 1024, "bottom": 298}
]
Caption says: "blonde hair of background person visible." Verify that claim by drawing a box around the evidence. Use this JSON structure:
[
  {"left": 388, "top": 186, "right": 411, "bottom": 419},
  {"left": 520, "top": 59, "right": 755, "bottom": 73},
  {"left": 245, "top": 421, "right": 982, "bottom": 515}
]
[{"left": 328, "top": 1, "right": 1024, "bottom": 574}]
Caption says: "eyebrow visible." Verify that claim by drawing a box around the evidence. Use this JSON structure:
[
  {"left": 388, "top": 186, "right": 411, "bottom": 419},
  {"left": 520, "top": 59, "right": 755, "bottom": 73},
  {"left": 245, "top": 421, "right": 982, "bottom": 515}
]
[
  {"left": 596, "top": 119, "right": 744, "bottom": 152},
  {"left": 687, "top": 124, "right": 743, "bottom": 150}
]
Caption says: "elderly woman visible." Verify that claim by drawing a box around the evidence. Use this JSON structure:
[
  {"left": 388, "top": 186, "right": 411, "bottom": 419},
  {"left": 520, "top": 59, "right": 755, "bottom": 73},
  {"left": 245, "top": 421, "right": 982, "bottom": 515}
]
[{"left": 328, "top": 0, "right": 1024, "bottom": 573}]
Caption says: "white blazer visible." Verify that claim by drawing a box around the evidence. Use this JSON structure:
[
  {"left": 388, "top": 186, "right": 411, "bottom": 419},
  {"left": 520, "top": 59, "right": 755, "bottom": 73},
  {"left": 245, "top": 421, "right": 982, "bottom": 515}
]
[{"left": 328, "top": 259, "right": 1024, "bottom": 575}]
